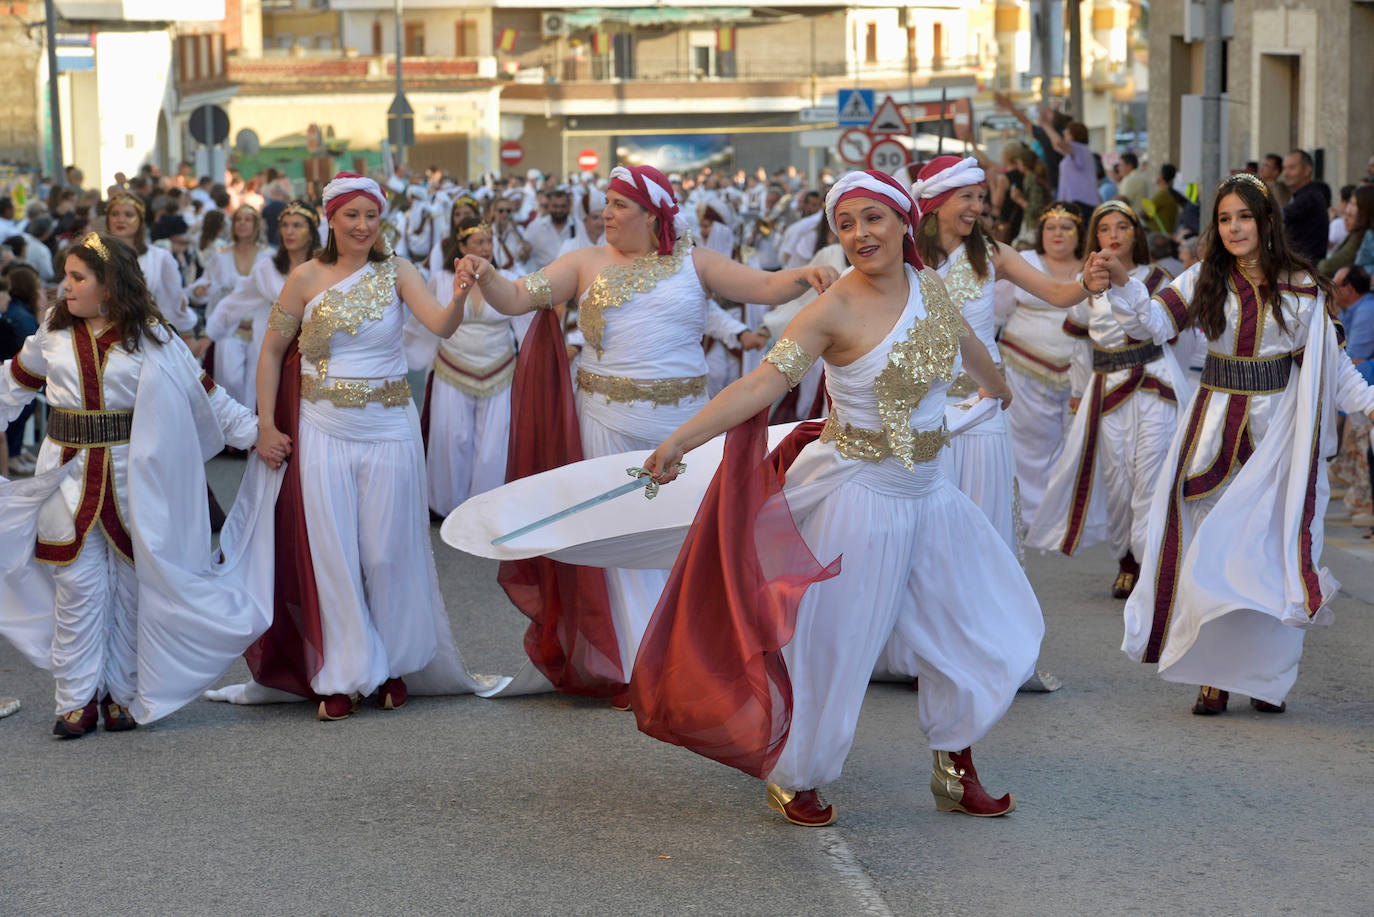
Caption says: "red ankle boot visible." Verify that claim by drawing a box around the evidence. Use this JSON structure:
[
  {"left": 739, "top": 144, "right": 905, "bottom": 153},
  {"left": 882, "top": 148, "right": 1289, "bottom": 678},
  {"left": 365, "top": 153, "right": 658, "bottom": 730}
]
[
  {"left": 101, "top": 695, "right": 138, "bottom": 732},
  {"left": 931, "top": 748, "right": 1016, "bottom": 817},
  {"left": 376, "top": 677, "right": 407, "bottom": 710},
  {"left": 1192, "top": 685, "right": 1228, "bottom": 715},
  {"left": 52, "top": 697, "right": 99, "bottom": 739},
  {"left": 766, "top": 782, "right": 837, "bottom": 826}
]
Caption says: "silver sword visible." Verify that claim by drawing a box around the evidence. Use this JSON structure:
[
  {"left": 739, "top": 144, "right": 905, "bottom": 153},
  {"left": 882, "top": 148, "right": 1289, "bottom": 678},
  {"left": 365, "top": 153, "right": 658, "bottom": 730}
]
[{"left": 491, "top": 464, "right": 685, "bottom": 546}]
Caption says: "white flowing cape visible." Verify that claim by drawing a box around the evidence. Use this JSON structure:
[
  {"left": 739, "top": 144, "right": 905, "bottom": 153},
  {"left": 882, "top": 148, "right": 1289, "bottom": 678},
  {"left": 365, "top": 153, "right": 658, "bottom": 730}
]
[{"left": 0, "top": 337, "right": 283, "bottom": 724}]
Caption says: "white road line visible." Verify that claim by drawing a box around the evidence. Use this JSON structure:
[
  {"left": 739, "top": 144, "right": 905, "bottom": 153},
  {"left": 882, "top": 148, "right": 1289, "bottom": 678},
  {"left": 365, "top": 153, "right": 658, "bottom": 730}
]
[{"left": 817, "top": 828, "right": 894, "bottom": 917}]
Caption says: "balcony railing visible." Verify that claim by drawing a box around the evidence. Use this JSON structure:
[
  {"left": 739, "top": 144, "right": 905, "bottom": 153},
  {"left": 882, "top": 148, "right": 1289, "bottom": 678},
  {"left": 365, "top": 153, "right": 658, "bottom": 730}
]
[
  {"left": 549, "top": 55, "right": 979, "bottom": 84},
  {"left": 226, "top": 53, "right": 496, "bottom": 84}
]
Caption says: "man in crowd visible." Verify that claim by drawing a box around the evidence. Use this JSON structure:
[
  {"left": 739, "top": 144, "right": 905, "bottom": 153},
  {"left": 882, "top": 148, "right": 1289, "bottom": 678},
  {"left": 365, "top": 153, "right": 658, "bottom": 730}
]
[
  {"left": 1335, "top": 265, "right": 1374, "bottom": 373},
  {"left": 524, "top": 187, "right": 578, "bottom": 270},
  {"left": 1117, "top": 152, "right": 1149, "bottom": 213},
  {"left": 1039, "top": 110, "right": 1100, "bottom": 219},
  {"left": 1282, "top": 148, "right": 1331, "bottom": 262},
  {"left": 1259, "top": 153, "right": 1291, "bottom": 208}
]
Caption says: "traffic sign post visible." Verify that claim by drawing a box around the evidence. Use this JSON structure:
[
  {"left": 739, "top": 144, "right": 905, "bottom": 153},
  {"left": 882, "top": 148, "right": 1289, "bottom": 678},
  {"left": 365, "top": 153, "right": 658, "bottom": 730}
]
[
  {"left": 577, "top": 149, "right": 599, "bottom": 171},
  {"left": 836, "top": 89, "right": 875, "bottom": 126},
  {"left": 867, "top": 138, "right": 909, "bottom": 176},
  {"left": 499, "top": 140, "right": 524, "bottom": 168},
  {"left": 867, "top": 95, "right": 908, "bottom": 135}
]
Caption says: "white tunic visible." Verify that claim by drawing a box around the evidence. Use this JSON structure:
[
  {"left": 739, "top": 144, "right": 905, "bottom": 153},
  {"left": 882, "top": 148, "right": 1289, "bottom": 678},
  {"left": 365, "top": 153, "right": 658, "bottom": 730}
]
[
  {"left": 140, "top": 245, "right": 195, "bottom": 333},
  {"left": 203, "top": 247, "right": 275, "bottom": 410}
]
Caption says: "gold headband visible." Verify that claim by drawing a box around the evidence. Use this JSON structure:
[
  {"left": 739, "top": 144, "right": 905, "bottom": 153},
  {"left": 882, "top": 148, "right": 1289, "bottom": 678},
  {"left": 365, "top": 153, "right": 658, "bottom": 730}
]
[
  {"left": 457, "top": 222, "right": 491, "bottom": 242},
  {"left": 107, "top": 191, "right": 144, "bottom": 218},
  {"left": 78, "top": 232, "right": 109, "bottom": 261},
  {"left": 1091, "top": 200, "right": 1138, "bottom": 224},
  {"left": 280, "top": 202, "right": 318, "bottom": 226},
  {"left": 1219, "top": 172, "right": 1270, "bottom": 195},
  {"left": 1039, "top": 203, "right": 1083, "bottom": 226}
]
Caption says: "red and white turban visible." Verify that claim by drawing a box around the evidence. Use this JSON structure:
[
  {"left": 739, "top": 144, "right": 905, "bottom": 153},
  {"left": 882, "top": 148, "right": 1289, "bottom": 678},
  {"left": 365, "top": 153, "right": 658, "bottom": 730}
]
[
  {"left": 608, "top": 165, "right": 688, "bottom": 255},
  {"left": 323, "top": 172, "right": 387, "bottom": 221},
  {"left": 910, "top": 156, "right": 985, "bottom": 220},
  {"left": 824, "top": 169, "right": 923, "bottom": 270}
]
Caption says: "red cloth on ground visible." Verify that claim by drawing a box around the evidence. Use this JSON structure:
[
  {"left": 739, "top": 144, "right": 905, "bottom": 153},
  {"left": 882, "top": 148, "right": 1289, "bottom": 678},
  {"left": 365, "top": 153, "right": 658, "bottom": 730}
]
[
  {"left": 497, "top": 308, "right": 625, "bottom": 696},
  {"left": 243, "top": 340, "right": 326, "bottom": 699},
  {"left": 629, "top": 412, "right": 840, "bottom": 778}
]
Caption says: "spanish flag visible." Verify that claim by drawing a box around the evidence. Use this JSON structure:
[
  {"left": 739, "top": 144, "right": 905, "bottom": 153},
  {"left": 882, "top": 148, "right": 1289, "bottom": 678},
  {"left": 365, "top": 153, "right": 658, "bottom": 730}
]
[
  {"left": 592, "top": 31, "right": 610, "bottom": 55},
  {"left": 498, "top": 28, "right": 517, "bottom": 52},
  {"left": 716, "top": 27, "right": 735, "bottom": 53}
]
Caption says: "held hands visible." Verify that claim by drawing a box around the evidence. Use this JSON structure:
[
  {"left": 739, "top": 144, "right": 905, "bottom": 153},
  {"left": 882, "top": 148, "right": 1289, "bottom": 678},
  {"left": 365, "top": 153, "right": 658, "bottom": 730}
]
[
  {"left": 739, "top": 331, "right": 769, "bottom": 351},
  {"left": 455, "top": 254, "right": 492, "bottom": 291},
  {"left": 255, "top": 423, "right": 292, "bottom": 470},
  {"left": 1082, "top": 250, "right": 1127, "bottom": 294},
  {"left": 979, "top": 385, "right": 1014, "bottom": 410},
  {"left": 642, "top": 440, "right": 686, "bottom": 485}
]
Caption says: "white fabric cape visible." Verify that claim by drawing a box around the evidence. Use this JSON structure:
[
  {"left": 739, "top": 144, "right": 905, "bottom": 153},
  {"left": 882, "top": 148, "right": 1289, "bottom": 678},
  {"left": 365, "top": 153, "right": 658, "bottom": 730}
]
[
  {"left": 1123, "top": 305, "right": 1344, "bottom": 694},
  {"left": 0, "top": 337, "right": 283, "bottom": 723}
]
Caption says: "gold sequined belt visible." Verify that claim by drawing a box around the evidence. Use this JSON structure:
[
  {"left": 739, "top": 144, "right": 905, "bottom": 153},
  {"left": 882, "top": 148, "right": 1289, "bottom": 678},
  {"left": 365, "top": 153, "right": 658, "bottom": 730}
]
[
  {"left": 234, "top": 319, "right": 254, "bottom": 342},
  {"left": 1092, "top": 341, "right": 1162, "bottom": 373},
  {"left": 819, "top": 413, "right": 949, "bottom": 465},
  {"left": 47, "top": 408, "right": 134, "bottom": 448},
  {"left": 300, "top": 374, "right": 412, "bottom": 409},
  {"left": 576, "top": 369, "right": 706, "bottom": 407},
  {"left": 1200, "top": 350, "right": 1297, "bottom": 395}
]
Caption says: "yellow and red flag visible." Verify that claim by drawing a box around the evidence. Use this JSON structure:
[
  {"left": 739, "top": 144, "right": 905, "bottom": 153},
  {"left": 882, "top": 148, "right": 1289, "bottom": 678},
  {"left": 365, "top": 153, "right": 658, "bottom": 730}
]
[
  {"left": 498, "top": 28, "right": 517, "bottom": 52},
  {"left": 592, "top": 31, "right": 610, "bottom": 55},
  {"left": 716, "top": 27, "right": 735, "bottom": 53}
]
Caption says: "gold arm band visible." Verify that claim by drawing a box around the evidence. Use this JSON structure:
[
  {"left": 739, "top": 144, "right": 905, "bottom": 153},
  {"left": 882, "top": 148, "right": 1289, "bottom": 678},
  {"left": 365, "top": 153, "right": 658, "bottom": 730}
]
[
  {"left": 268, "top": 302, "right": 302, "bottom": 338},
  {"left": 525, "top": 269, "right": 554, "bottom": 311},
  {"left": 765, "top": 337, "right": 817, "bottom": 389}
]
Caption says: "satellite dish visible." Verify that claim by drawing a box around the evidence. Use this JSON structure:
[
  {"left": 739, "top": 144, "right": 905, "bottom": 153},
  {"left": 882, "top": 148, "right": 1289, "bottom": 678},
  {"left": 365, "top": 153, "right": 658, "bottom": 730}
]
[{"left": 235, "top": 128, "right": 260, "bottom": 156}]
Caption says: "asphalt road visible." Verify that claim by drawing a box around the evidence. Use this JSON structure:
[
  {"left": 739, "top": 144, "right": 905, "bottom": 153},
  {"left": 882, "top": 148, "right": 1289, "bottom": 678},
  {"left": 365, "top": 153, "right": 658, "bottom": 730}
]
[{"left": 3, "top": 454, "right": 1372, "bottom": 917}]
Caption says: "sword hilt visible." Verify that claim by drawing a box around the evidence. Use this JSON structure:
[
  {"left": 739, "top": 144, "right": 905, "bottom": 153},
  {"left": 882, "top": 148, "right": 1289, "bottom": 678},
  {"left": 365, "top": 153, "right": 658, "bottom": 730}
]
[{"left": 626, "top": 463, "right": 686, "bottom": 499}]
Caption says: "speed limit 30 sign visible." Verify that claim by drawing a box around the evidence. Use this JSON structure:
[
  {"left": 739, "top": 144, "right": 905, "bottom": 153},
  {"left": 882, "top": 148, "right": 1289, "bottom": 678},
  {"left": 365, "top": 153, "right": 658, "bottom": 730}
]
[{"left": 867, "top": 138, "right": 908, "bottom": 176}]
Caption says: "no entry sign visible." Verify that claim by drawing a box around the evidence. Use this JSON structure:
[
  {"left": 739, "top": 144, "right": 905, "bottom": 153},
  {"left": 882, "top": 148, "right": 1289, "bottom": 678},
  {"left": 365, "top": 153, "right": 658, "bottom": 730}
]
[
  {"left": 577, "top": 149, "right": 600, "bottom": 171},
  {"left": 499, "top": 141, "right": 524, "bottom": 167}
]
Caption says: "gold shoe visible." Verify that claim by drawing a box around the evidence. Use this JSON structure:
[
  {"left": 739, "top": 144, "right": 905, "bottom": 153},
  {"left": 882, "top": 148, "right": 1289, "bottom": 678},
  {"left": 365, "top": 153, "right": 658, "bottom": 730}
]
[
  {"left": 765, "top": 781, "right": 836, "bottom": 827},
  {"left": 1111, "top": 570, "right": 1137, "bottom": 599},
  {"left": 931, "top": 749, "right": 1016, "bottom": 816}
]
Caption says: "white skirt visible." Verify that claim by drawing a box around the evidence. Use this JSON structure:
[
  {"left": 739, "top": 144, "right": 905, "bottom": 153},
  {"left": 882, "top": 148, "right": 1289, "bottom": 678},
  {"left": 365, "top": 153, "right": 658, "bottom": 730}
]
[
  {"left": 212, "top": 336, "right": 257, "bottom": 413},
  {"left": 768, "top": 450, "right": 1043, "bottom": 790},
  {"left": 425, "top": 379, "right": 512, "bottom": 517},
  {"left": 1003, "top": 364, "right": 1071, "bottom": 524},
  {"left": 938, "top": 407, "right": 1020, "bottom": 553}
]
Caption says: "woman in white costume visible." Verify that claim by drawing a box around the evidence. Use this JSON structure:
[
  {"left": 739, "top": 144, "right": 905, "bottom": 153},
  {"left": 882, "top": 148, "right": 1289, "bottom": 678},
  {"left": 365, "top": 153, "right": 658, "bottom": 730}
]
[
  {"left": 1029, "top": 201, "right": 1183, "bottom": 597},
  {"left": 247, "top": 172, "right": 493, "bottom": 721},
  {"left": 636, "top": 170, "right": 1039, "bottom": 826},
  {"left": 407, "top": 218, "right": 531, "bottom": 517},
  {"left": 194, "top": 205, "right": 271, "bottom": 407},
  {"left": 460, "top": 164, "right": 834, "bottom": 707},
  {"left": 0, "top": 233, "right": 274, "bottom": 737},
  {"left": 1093, "top": 173, "right": 1374, "bottom": 715},
  {"left": 993, "top": 203, "right": 1084, "bottom": 521},
  {"left": 908, "top": 157, "right": 1092, "bottom": 551},
  {"left": 204, "top": 202, "right": 322, "bottom": 414},
  {"left": 426, "top": 195, "right": 483, "bottom": 278},
  {"left": 765, "top": 219, "right": 846, "bottom": 422},
  {"left": 104, "top": 191, "right": 198, "bottom": 342}
]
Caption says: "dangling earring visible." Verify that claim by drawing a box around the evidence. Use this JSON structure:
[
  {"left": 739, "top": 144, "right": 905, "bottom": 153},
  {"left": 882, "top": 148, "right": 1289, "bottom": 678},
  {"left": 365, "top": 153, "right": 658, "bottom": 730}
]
[
  {"left": 923, "top": 218, "right": 939, "bottom": 238},
  {"left": 98, "top": 301, "right": 109, "bottom": 317}
]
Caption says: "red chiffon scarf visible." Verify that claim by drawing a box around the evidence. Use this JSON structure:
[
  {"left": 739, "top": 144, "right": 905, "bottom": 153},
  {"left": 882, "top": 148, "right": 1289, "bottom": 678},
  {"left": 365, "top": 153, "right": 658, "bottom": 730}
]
[
  {"left": 497, "top": 308, "right": 625, "bottom": 696},
  {"left": 629, "top": 412, "right": 840, "bottom": 778}
]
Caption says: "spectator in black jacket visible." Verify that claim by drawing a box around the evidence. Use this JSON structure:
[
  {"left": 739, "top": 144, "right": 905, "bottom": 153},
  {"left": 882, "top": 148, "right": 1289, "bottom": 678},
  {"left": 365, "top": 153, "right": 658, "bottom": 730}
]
[{"left": 1282, "top": 149, "right": 1331, "bottom": 262}]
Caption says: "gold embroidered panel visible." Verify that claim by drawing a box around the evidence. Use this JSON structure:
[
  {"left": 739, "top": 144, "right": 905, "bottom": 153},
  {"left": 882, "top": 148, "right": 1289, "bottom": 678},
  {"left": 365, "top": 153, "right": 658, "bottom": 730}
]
[
  {"left": 300, "top": 373, "right": 411, "bottom": 408},
  {"left": 578, "top": 233, "right": 690, "bottom": 359},
  {"left": 872, "top": 268, "right": 963, "bottom": 471},
  {"left": 942, "top": 249, "right": 989, "bottom": 308},
  {"left": 575, "top": 368, "right": 705, "bottom": 407},
  {"left": 268, "top": 302, "right": 301, "bottom": 339},
  {"left": 434, "top": 350, "right": 517, "bottom": 398},
  {"left": 819, "top": 412, "right": 949, "bottom": 465},
  {"left": 299, "top": 259, "right": 398, "bottom": 380}
]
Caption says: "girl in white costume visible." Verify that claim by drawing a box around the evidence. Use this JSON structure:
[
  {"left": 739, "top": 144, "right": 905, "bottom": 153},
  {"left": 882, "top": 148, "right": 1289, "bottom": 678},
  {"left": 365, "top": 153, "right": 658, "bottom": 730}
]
[
  {"left": 195, "top": 205, "right": 271, "bottom": 407},
  {"left": 460, "top": 164, "right": 834, "bottom": 705},
  {"left": 104, "top": 191, "right": 198, "bottom": 341},
  {"left": 0, "top": 233, "right": 274, "bottom": 737},
  {"left": 908, "top": 157, "right": 1092, "bottom": 550},
  {"left": 1029, "top": 201, "right": 1185, "bottom": 598},
  {"left": 204, "top": 203, "right": 323, "bottom": 414},
  {"left": 993, "top": 203, "right": 1084, "bottom": 521},
  {"left": 248, "top": 172, "right": 493, "bottom": 721},
  {"left": 638, "top": 171, "right": 1039, "bottom": 825},
  {"left": 1091, "top": 173, "right": 1374, "bottom": 715},
  {"left": 406, "top": 218, "right": 531, "bottom": 516}
]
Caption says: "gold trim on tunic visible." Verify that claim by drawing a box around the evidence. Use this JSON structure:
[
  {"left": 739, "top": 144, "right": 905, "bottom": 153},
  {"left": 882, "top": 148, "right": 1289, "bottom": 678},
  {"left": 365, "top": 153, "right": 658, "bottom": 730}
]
[
  {"left": 942, "top": 249, "right": 988, "bottom": 307},
  {"left": 268, "top": 302, "right": 301, "bottom": 339},
  {"left": 819, "top": 411, "right": 949, "bottom": 465},
  {"left": 873, "top": 268, "right": 963, "bottom": 471},
  {"left": 525, "top": 269, "right": 554, "bottom": 310},
  {"left": 578, "top": 233, "right": 691, "bottom": 359},
  {"left": 764, "top": 337, "right": 816, "bottom": 388},
  {"left": 300, "top": 373, "right": 411, "bottom": 409},
  {"left": 433, "top": 350, "right": 517, "bottom": 398},
  {"left": 299, "top": 258, "right": 398, "bottom": 380},
  {"left": 575, "top": 368, "right": 706, "bottom": 407}
]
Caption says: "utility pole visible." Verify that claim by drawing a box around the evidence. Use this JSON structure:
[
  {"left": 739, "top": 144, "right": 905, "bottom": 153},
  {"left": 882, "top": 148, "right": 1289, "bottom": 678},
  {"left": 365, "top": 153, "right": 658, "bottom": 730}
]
[
  {"left": 1038, "top": 0, "right": 1051, "bottom": 110},
  {"left": 1199, "top": 0, "right": 1223, "bottom": 218},
  {"left": 387, "top": 0, "right": 414, "bottom": 169},
  {"left": 1066, "top": 0, "right": 1083, "bottom": 118},
  {"left": 43, "top": 0, "right": 63, "bottom": 186}
]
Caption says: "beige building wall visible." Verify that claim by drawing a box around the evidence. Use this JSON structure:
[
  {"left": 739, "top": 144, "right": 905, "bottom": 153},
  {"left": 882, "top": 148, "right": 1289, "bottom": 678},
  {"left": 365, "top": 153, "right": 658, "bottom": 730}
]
[{"left": 0, "top": 19, "right": 42, "bottom": 168}]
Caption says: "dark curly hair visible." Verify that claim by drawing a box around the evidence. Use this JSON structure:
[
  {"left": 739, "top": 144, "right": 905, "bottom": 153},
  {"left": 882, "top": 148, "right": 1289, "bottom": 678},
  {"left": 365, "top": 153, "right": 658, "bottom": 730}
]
[{"left": 49, "top": 232, "right": 165, "bottom": 352}]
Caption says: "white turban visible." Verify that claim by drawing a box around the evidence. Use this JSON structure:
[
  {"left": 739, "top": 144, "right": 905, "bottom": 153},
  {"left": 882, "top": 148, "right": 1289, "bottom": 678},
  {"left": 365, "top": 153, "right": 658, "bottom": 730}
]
[
  {"left": 909, "top": 156, "right": 985, "bottom": 218},
  {"left": 323, "top": 173, "right": 387, "bottom": 220}
]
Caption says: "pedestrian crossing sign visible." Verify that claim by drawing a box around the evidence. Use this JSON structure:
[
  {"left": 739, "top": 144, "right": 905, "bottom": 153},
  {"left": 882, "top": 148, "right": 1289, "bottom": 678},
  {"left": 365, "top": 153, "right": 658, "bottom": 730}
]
[{"left": 837, "top": 89, "right": 876, "bottom": 126}]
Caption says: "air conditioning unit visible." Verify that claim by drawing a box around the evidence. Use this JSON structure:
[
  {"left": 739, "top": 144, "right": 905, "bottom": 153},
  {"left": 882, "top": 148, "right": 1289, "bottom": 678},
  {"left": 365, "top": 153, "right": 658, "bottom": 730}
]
[{"left": 541, "top": 12, "right": 569, "bottom": 38}]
